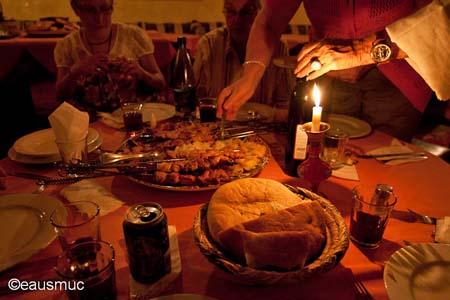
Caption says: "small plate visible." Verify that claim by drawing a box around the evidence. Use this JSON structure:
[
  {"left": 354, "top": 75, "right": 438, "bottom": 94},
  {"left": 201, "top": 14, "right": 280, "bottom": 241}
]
[
  {"left": 0, "top": 193, "right": 65, "bottom": 272},
  {"left": 8, "top": 136, "right": 103, "bottom": 165},
  {"left": 328, "top": 114, "right": 372, "bottom": 138},
  {"left": 13, "top": 128, "right": 100, "bottom": 157},
  {"left": 112, "top": 103, "right": 176, "bottom": 124},
  {"left": 235, "top": 102, "right": 275, "bottom": 122},
  {"left": 384, "top": 243, "right": 450, "bottom": 300}
]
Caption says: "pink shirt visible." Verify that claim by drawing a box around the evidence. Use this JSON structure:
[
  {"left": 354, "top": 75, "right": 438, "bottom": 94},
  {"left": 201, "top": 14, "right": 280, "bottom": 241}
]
[{"left": 302, "top": 0, "right": 433, "bottom": 112}]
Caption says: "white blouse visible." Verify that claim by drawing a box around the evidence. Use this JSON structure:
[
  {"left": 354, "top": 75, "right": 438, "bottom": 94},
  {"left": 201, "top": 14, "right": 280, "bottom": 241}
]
[{"left": 54, "top": 23, "right": 155, "bottom": 69}]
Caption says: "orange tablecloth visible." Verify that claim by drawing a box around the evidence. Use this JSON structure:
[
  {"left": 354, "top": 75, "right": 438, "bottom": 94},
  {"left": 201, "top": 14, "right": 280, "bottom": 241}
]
[{"left": 1, "top": 122, "right": 449, "bottom": 300}]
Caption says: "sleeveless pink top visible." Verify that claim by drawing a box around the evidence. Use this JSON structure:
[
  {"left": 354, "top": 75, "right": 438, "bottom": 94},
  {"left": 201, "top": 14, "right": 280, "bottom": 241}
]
[{"left": 303, "top": 0, "right": 433, "bottom": 112}]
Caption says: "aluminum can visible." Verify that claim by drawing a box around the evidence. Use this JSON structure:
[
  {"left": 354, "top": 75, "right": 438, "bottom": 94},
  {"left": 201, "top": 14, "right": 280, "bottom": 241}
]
[{"left": 123, "top": 202, "right": 171, "bottom": 283}]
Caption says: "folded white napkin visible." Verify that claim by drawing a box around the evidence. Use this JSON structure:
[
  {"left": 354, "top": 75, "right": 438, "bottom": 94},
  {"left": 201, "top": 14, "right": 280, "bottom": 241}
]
[
  {"left": 49, "top": 102, "right": 90, "bottom": 142},
  {"left": 129, "top": 226, "right": 181, "bottom": 300},
  {"left": 366, "top": 139, "right": 423, "bottom": 165},
  {"left": 97, "top": 112, "right": 124, "bottom": 129},
  {"left": 98, "top": 111, "right": 157, "bottom": 129},
  {"left": 435, "top": 216, "right": 450, "bottom": 244},
  {"left": 332, "top": 165, "right": 360, "bottom": 181},
  {"left": 60, "top": 179, "right": 124, "bottom": 216}
]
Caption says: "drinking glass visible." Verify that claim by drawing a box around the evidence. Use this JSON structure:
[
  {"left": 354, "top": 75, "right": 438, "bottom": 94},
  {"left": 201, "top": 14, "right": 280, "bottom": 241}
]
[
  {"left": 50, "top": 201, "right": 101, "bottom": 251},
  {"left": 321, "top": 127, "right": 349, "bottom": 169},
  {"left": 350, "top": 185, "right": 397, "bottom": 248},
  {"left": 121, "top": 102, "right": 144, "bottom": 134},
  {"left": 198, "top": 97, "right": 217, "bottom": 122},
  {"left": 55, "top": 240, "right": 117, "bottom": 300}
]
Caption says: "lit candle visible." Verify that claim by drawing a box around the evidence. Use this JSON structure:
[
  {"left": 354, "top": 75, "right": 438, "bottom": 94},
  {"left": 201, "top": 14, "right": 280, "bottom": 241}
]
[{"left": 311, "top": 83, "right": 322, "bottom": 132}]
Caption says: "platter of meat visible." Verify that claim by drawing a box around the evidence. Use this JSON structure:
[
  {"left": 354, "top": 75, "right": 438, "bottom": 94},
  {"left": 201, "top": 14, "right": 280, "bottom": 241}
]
[{"left": 116, "top": 122, "right": 270, "bottom": 191}]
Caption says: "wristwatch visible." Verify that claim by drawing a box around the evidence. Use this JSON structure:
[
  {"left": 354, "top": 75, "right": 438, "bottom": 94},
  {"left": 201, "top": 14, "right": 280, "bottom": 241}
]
[{"left": 370, "top": 39, "right": 392, "bottom": 63}]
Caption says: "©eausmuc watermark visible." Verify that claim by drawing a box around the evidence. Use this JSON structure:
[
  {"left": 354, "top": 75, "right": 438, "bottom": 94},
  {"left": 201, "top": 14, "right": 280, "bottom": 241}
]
[{"left": 8, "top": 278, "right": 84, "bottom": 291}]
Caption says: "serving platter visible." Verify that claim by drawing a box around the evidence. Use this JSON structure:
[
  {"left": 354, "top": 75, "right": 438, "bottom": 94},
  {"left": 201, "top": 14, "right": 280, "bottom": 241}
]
[{"left": 117, "top": 122, "right": 270, "bottom": 191}]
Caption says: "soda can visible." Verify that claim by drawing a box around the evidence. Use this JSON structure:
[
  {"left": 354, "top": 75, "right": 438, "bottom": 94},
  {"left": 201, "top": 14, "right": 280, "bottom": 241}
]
[{"left": 123, "top": 202, "right": 171, "bottom": 283}]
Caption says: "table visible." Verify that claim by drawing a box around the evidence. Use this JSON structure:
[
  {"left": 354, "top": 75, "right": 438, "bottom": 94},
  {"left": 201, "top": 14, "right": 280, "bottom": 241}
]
[{"left": 0, "top": 122, "right": 449, "bottom": 300}]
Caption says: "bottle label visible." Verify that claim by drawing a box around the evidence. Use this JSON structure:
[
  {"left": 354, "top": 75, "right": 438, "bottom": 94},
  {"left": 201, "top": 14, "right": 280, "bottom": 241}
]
[{"left": 293, "top": 125, "right": 307, "bottom": 160}]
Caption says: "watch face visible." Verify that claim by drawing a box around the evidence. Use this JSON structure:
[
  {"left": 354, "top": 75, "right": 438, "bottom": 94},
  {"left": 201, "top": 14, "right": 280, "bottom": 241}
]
[{"left": 371, "top": 44, "right": 392, "bottom": 63}]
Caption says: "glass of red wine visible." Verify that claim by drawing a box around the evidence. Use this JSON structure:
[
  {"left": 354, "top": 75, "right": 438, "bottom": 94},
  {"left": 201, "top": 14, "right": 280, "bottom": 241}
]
[
  {"left": 55, "top": 240, "right": 117, "bottom": 300},
  {"left": 350, "top": 184, "right": 397, "bottom": 248}
]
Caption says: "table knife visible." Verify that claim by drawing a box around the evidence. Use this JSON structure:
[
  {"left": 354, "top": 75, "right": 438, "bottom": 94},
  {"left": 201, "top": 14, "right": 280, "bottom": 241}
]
[{"left": 357, "top": 152, "right": 427, "bottom": 159}]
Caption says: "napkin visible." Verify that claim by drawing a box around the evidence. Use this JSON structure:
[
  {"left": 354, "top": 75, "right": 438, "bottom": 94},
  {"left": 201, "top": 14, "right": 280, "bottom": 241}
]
[
  {"left": 48, "top": 102, "right": 90, "bottom": 162},
  {"left": 366, "top": 139, "right": 421, "bottom": 165},
  {"left": 49, "top": 102, "right": 90, "bottom": 142},
  {"left": 332, "top": 165, "right": 360, "bottom": 181},
  {"left": 60, "top": 179, "right": 124, "bottom": 216},
  {"left": 129, "top": 226, "right": 181, "bottom": 300},
  {"left": 435, "top": 216, "right": 450, "bottom": 244},
  {"left": 98, "top": 111, "right": 157, "bottom": 129},
  {"left": 97, "top": 112, "right": 124, "bottom": 129}
]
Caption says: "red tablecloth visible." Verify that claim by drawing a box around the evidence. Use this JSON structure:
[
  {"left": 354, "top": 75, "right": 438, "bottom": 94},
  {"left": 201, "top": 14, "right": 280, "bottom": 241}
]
[{"left": 0, "top": 122, "right": 449, "bottom": 300}]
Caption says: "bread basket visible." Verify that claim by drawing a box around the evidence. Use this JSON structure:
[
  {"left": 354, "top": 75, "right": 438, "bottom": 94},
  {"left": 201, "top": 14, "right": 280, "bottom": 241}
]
[{"left": 193, "top": 184, "right": 349, "bottom": 285}]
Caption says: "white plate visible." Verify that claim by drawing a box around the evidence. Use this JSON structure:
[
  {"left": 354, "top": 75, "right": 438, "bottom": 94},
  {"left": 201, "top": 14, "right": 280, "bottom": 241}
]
[
  {"left": 8, "top": 135, "right": 103, "bottom": 165},
  {"left": 328, "top": 114, "right": 372, "bottom": 138},
  {"left": 235, "top": 102, "right": 275, "bottom": 122},
  {"left": 13, "top": 127, "right": 100, "bottom": 157},
  {"left": 0, "top": 193, "right": 65, "bottom": 272},
  {"left": 384, "top": 243, "right": 450, "bottom": 300},
  {"left": 148, "top": 294, "right": 219, "bottom": 300},
  {"left": 112, "top": 103, "right": 176, "bottom": 123}
]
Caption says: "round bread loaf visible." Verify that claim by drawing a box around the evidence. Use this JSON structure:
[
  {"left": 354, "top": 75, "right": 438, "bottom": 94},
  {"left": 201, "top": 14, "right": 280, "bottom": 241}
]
[
  {"left": 207, "top": 178, "right": 326, "bottom": 270},
  {"left": 207, "top": 178, "right": 303, "bottom": 241}
]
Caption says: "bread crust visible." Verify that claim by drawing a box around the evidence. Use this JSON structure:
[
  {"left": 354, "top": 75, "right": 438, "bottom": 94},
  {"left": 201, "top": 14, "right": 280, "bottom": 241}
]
[
  {"left": 207, "top": 178, "right": 302, "bottom": 241},
  {"left": 207, "top": 178, "right": 327, "bottom": 270}
]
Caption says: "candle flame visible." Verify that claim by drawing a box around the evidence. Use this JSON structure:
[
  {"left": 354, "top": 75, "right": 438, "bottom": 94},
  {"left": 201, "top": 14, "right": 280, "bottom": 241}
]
[{"left": 313, "top": 83, "right": 321, "bottom": 106}]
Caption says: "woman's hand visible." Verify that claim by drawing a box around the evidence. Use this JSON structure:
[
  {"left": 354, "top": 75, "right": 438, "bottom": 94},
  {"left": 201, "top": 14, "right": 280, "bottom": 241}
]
[
  {"left": 294, "top": 36, "right": 375, "bottom": 81},
  {"left": 70, "top": 53, "right": 109, "bottom": 78}
]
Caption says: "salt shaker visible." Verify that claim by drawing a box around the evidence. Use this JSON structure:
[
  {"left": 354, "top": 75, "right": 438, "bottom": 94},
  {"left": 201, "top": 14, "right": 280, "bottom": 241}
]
[{"left": 371, "top": 184, "right": 394, "bottom": 206}]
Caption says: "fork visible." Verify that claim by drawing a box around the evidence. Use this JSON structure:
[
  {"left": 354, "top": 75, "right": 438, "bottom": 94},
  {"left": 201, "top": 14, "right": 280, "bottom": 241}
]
[{"left": 351, "top": 275, "right": 374, "bottom": 300}]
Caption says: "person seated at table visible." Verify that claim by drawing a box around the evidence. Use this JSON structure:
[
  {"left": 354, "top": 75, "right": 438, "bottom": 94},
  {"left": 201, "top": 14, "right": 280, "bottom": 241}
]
[
  {"left": 217, "top": 0, "right": 450, "bottom": 141},
  {"left": 193, "top": 0, "right": 292, "bottom": 107},
  {"left": 54, "top": 0, "right": 166, "bottom": 118}
]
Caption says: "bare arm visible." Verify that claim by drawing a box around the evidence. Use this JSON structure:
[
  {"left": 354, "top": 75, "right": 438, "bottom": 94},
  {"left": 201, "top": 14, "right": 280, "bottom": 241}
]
[{"left": 217, "top": 0, "right": 303, "bottom": 119}]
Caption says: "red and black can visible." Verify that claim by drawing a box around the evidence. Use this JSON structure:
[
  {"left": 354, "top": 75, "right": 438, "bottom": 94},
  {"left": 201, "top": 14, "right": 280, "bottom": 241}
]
[{"left": 123, "top": 202, "right": 171, "bottom": 283}]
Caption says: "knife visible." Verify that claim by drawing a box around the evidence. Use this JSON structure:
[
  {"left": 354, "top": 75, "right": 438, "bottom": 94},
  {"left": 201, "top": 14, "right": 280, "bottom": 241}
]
[{"left": 357, "top": 152, "right": 427, "bottom": 159}]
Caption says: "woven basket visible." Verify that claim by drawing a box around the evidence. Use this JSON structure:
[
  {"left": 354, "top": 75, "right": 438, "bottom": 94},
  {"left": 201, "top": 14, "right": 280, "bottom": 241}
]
[{"left": 193, "top": 184, "right": 349, "bottom": 285}]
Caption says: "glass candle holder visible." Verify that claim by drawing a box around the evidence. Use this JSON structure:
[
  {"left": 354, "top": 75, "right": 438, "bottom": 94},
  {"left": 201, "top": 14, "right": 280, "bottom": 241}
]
[{"left": 297, "top": 122, "right": 331, "bottom": 192}]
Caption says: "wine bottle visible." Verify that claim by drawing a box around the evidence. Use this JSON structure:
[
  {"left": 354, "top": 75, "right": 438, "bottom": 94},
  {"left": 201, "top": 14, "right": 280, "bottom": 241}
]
[
  {"left": 284, "top": 77, "right": 315, "bottom": 177},
  {"left": 172, "top": 36, "right": 196, "bottom": 115}
]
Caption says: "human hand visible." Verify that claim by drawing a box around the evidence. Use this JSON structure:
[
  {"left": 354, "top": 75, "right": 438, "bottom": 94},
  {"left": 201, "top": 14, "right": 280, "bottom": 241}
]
[
  {"left": 294, "top": 36, "right": 374, "bottom": 80},
  {"left": 217, "top": 75, "right": 259, "bottom": 119},
  {"left": 70, "top": 53, "right": 109, "bottom": 78}
]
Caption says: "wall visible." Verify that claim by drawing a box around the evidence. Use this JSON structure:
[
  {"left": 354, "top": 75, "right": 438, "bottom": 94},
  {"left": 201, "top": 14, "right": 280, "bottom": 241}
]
[{"left": 2, "top": 0, "right": 310, "bottom": 24}]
